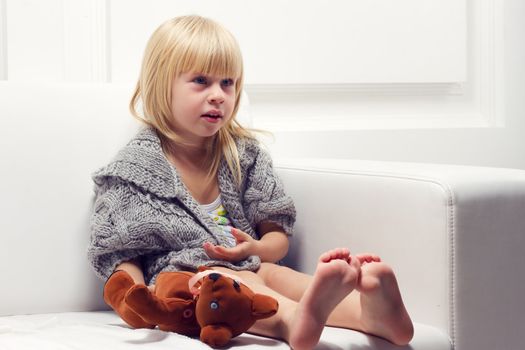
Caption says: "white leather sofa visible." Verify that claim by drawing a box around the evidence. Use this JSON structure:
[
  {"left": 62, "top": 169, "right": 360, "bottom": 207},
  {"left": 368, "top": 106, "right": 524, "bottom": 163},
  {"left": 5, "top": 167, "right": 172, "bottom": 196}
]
[{"left": 1, "top": 83, "right": 524, "bottom": 350}]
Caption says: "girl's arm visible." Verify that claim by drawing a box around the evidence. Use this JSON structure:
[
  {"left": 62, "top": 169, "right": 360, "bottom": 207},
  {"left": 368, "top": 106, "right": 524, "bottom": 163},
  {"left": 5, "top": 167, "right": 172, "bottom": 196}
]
[
  {"left": 115, "top": 258, "right": 146, "bottom": 284},
  {"left": 255, "top": 221, "right": 289, "bottom": 262}
]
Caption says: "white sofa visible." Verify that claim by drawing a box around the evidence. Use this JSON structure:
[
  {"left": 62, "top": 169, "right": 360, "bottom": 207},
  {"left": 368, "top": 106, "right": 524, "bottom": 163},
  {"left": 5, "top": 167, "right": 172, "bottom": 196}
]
[{"left": 1, "top": 83, "right": 524, "bottom": 350}]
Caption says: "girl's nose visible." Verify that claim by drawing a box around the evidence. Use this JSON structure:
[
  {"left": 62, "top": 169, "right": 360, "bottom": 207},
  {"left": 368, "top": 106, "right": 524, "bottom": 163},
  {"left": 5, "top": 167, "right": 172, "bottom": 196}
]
[{"left": 208, "top": 85, "right": 225, "bottom": 104}]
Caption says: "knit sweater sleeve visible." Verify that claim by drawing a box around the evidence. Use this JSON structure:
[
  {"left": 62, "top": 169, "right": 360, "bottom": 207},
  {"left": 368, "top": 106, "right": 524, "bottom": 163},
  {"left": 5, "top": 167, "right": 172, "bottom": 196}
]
[
  {"left": 242, "top": 144, "right": 296, "bottom": 236},
  {"left": 87, "top": 179, "right": 167, "bottom": 280}
]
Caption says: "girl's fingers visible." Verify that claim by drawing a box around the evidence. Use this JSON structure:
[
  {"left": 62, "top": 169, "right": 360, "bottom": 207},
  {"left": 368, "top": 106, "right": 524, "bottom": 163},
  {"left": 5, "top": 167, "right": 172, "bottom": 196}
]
[
  {"left": 217, "top": 245, "right": 244, "bottom": 260},
  {"left": 231, "top": 228, "right": 251, "bottom": 241},
  {"left": 213, "top": 245, "right": 231, "bottom": 256},
  {"left": 203, "top": 242, "right": 241, "bottom": 262},
  {"left": 204, "top": 243, "right": 226, "bottom": 259}
]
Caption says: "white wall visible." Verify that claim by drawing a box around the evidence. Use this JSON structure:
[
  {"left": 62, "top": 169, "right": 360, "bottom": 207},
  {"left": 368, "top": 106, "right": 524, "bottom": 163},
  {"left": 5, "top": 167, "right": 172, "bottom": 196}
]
[
  {"left": 262, "top": 0, "right": 525, "bottom": 170},
  {"left": 0, "top": 0, "right": 523, "bottom": 169}
]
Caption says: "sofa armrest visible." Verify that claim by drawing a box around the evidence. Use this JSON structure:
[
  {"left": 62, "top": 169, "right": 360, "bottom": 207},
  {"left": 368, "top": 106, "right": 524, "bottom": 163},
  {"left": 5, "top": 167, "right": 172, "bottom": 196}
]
[{"left": 275, "top": 158, "right": 525, "bottom": 350}]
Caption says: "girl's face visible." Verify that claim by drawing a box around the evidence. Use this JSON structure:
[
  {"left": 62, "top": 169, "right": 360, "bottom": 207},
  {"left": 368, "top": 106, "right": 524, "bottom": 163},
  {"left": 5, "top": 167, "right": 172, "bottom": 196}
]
[{"left": 170, "top": 71, "right": 237, "bottom": 146}]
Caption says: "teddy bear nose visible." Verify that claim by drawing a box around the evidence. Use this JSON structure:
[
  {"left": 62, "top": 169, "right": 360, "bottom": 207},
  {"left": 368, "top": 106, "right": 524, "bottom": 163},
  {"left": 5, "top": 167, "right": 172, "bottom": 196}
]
[{"left": 209, "top": 273, "right": 221, "bottom": 282}]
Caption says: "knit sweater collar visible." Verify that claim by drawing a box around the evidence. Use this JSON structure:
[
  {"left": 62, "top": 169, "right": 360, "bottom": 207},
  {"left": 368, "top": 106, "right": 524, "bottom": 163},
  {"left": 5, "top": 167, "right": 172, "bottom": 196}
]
[
  {"left": 93, "top": 127, "right": 246, "bottom": 205},
  {"left": 93, "top": 127, "right": 185, "bottom": 199},
  {"left": 93, "top": 126, "right": 255, "bottom": 237}
]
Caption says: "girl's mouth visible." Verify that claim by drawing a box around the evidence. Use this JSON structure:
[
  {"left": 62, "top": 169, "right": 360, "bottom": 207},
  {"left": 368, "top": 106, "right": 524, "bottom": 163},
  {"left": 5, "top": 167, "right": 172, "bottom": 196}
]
[{"left": 201, "top": 114, "right": 222, "bottom": 123}]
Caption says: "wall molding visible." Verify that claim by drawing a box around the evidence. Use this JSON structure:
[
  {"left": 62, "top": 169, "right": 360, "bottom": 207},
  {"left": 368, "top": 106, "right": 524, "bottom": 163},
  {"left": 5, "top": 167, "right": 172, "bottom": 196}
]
[
  {"left": 250, "top": 0, "right": 504, "bottom": 131},
  {"left": 89, "top": 0, "right": 110, "bottom": 82},
  {"left": 63, "top": 0, "right": 109, "bottom": 82},
  {"left": 0, "top": 0, "right": 7, "bottom": 80},
  {"left": 477, "top": 0, "right": 505, "bottom": 127},
  {"left": 247, "top": 83, "right": 465, "bottom": 97}
]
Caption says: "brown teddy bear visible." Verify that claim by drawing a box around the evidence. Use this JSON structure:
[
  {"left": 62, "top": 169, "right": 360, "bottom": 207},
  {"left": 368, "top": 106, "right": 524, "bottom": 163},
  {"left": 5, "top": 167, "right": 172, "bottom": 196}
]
[
  {"left": 104, "top": 270, "right": 200, "bottom": 336},
  {"left": 192, "top": 269, "right": 279, "bottom": 347},
  {"left": 103, "top": 268, "right": 278, "bottom": 348}
]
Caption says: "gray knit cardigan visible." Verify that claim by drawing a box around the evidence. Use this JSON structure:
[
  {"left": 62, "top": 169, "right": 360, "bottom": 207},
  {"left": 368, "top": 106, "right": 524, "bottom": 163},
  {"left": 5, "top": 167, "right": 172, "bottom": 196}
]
[{"left": 87, "top": 127, "right": 296, "bottom": 284}]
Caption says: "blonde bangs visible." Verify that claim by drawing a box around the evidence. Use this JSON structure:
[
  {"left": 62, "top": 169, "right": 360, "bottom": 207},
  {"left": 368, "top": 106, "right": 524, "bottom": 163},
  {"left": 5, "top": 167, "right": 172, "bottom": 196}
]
[{"left": 177, "top": 20, "right": 243, "bottom": 83}]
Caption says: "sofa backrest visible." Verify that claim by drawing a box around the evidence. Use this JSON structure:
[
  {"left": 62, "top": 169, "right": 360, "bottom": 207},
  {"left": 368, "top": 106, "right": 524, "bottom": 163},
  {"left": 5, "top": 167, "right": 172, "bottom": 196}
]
[
  {"left": 0, "top": 82, "right": 453, "bottom": 332},
  {"left": 0, "top": 82, "right": 252, "bottom": 315},
  {"left": 0, "top": 83, "right": 139, "bottom": 315}
]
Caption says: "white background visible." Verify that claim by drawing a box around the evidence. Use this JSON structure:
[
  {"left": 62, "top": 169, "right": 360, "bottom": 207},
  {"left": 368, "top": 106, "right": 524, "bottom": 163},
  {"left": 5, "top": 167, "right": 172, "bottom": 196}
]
[{"left": 1, "top": 0, "right": 524, "bottom": 169}]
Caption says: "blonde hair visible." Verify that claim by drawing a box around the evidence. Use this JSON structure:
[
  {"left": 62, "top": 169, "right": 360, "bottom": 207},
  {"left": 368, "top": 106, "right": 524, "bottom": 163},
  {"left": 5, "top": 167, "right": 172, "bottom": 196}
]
[{"left": 130, "top": 15, "right": 256, "bottom": 186}]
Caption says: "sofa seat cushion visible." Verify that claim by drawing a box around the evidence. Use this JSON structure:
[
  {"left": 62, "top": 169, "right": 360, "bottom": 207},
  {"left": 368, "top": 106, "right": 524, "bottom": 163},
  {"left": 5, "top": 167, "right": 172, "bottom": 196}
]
[{"left": 0, "top": 311, "right": 450, "bottom": 349}]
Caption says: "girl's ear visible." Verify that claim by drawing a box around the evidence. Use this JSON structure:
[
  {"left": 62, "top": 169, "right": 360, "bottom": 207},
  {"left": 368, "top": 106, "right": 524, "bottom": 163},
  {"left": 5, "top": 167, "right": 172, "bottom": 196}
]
[{"left": 251, "top": 294, "right": 279, "bottom": 319}]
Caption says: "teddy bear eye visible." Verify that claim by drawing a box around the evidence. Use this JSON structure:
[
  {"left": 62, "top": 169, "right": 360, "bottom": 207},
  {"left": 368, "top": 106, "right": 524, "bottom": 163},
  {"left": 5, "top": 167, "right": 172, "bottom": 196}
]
[{"left": 210, "top": 300, "right": 219, "bottom": 310}]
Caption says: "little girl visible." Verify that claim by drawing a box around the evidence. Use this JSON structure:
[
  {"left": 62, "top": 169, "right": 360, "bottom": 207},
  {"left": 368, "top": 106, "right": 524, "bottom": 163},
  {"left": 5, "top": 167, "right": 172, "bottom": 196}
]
[{"left": 88, "top": 15, "right": 413, "bottom": 349}]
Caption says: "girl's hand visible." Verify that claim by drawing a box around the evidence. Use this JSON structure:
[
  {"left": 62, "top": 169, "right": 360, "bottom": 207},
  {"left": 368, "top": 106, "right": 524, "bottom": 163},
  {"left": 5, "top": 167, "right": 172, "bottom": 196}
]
[{"left": 203, "top": 228, "right": 259, "bottom": 262}]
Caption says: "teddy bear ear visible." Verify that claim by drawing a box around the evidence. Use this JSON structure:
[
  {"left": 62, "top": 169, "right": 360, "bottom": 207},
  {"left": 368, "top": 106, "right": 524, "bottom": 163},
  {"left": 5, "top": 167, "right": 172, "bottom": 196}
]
[
  {"left": 252, "top": 294, "right": 279, "bottom": 319},
  {"left": 200, "top": 325, "right": 233, "bottom": 348}
]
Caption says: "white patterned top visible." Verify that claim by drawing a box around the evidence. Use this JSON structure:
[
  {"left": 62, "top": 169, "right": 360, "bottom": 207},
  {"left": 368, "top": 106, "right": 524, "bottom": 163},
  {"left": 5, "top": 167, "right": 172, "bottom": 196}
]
[{"left": 200, "top": 195, "right": 237, "bottom": 247}]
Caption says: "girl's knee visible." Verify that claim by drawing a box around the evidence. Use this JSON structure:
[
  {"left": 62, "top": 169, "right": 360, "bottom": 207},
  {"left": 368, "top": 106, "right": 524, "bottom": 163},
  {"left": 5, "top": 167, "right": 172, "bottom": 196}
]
[
  {"left": 257, "top": 262, "right": 295, "bottom": 285},
  {"left": 257, "top": 262, "right": 277, "bottom": 279}
]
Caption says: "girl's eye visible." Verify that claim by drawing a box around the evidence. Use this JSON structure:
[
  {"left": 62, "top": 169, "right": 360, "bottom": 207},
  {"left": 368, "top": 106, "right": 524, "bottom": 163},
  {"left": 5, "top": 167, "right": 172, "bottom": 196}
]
[
  {"left": 221, "top": 79, "right": 234, "bottom": 87},
  {"left": 193, "top": 76, "right": 207, "bottom": 85}
]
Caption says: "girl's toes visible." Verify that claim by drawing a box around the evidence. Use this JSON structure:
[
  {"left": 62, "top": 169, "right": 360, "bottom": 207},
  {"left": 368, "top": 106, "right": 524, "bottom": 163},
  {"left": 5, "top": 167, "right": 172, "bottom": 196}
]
[
  {"left": 357, "top": 253, "right": 381, "bottom": 265},
  {"left": 320, "top": 248, "right": 339, "bottom": 262},
  {"left": 319, "top": 251, "right": 332, "bottom": 263},
  {"left": 339, "top": 247, "right": 350, "bottom": 259}
]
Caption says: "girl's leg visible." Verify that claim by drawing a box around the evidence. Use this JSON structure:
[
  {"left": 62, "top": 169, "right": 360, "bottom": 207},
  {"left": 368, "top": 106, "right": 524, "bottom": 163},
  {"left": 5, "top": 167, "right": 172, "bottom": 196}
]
[
  {"left": 256, "top": 255, "right": 414, "bottom": 346},
  {"left": 212, "top": 248, "right": 360, "bottom": 350}
]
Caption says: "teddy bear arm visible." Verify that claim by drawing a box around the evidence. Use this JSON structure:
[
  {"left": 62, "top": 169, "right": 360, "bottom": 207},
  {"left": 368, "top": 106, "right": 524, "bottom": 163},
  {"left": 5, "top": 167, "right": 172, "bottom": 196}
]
[
  {"left": 103, "top": 270, "right": 155, "bottom": 329},
  {"left": 125, "top": 284, "right": 193, "bottom": 325}
]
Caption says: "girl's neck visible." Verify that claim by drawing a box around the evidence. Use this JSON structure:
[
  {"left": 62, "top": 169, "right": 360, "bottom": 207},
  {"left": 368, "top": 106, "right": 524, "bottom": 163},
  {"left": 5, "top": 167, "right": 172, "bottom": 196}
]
[
  {"left": 162, "top": 138, "right": 210, "bottom": 169},
  {"left": 161, "top": 137, "right": 220, "bottom": 204}
]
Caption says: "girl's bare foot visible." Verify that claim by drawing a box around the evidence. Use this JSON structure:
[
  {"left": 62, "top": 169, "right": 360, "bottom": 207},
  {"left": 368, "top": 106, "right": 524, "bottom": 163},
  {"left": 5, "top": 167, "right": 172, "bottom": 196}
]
[
  {"left": 356, "top": 256, "right": 414, "bottom": 345},
  {"left": 289, "top": 248, "right": 361, "bottom": 350}
]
